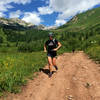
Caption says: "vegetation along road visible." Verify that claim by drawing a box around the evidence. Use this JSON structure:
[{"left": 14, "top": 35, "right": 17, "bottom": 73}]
[{"left": 1, "top": 51, "right": 100, "bottom": 100}]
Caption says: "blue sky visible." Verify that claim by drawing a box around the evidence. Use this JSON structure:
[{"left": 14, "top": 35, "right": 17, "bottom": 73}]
[{"left": 0, "top": 0, "right": 100, "bottom": 26}]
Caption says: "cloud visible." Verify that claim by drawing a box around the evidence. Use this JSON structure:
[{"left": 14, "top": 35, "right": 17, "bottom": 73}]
[
  {"left": 9, "top": 10, "right": 22, "bottom": 18},
  {"left": 38, "top": 6, "right": 53, "bottom": 15},
  {"left": 22, "top": 12, "right": 42, "bottom": 25},
  {"left": 55, "top": 19, "right": 66, "bottom": 26},
  {"left": 0, "top": 12, "right": 5, "bottom": 17},
  {"left": 0, "top": 3, "right": 13, "bottom": 12},
  {"left": 39, "top": 0, "right": 100, "bottom": 26},
  {"left": 49, "top": 0, "right": 100, "bottom": 20},
  {"left": 37, "top": 0, "right": 100, "bottom": 26},
  {"left": 0, "top": 0, "right": 31, "bottom": 12},
  {"left": 9, "top": 10, "right": 43, "bottom": 25},
  {"left": 12, "top": 0, "right": 31, "bottom": 5}
]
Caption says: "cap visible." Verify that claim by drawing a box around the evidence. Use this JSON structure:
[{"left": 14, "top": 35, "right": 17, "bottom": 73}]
[{"left": 48, "top": 32, "right": 53, "bottom": 37}]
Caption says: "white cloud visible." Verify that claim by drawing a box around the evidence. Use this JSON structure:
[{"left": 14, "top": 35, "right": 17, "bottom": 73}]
[
  {"left": 9, "top": 10, "right": 22, "bottom": 18},
  {"left": 12, "top": 0, "right": 31, "bottom": 5},
  {"left": 0, "top": 0, "right": 31, "bottom": 12},
  {"left": 49, "top": 0, "right": 100, "bottom": 20},
  {"left": 55, "top": 19, "right": 66, "bottom": 26},
  {"left": 38, "top": 6, "right": 53, "bottom": 15},
  {"left": 39, "top": 0, "right": 100, "bottom": 26},
  {"left": 0, "top": 3, "right": 13, "bottom": 12},
  {"left": 9, "top": 10, "right": 43, "bottom": 25},
  {"left": 0, "top": 12, "right": 5, "bottom": 17},
  {"left": 22, "top": 12, "right": 42, "bottom": 25}
]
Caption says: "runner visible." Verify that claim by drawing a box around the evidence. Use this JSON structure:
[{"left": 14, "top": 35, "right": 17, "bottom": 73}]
[{"left": 44, "top": 32, "right": 62, "bottom": 77}]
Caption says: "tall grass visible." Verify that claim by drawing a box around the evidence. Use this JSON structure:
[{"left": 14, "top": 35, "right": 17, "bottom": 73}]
[
  {"left": 0, "top": 52, "right": 47, "bottom": 96},
  {"left": 85, "top": 45, "right": 100, "bottom": 62}
]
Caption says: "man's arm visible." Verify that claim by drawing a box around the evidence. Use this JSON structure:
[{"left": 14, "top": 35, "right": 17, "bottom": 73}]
[
  {"left": 44, "top": 44, "right": 47, "bottom": 52},
  {"left": 53, "top": 42, "right": 62, "bottom": 51},
  {"left": 57, "top": 42, "right": 62, "bottom": 50}
]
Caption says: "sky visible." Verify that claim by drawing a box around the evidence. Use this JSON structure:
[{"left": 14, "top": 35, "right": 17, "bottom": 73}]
[{"left": 0, "top": 0, "right": 100, "bottom": 26}]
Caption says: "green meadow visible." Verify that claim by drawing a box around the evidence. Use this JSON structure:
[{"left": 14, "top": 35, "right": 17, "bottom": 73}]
[{"left": 0, "top": 52, "right": 47, "bottom": 96}]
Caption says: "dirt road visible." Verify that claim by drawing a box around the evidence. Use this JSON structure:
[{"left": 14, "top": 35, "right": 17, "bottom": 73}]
[{"left": 1, "top": 52, "right": 100, "bottom": 100}]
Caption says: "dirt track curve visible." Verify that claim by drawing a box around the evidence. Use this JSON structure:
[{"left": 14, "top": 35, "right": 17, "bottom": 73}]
[{"left": 1, "top": 51, "right": 100, "bottom": 100}]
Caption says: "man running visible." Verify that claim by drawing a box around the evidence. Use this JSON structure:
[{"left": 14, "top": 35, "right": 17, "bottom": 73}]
[{"left": 44, "top": 32, "right": 62, "bottom": 77}]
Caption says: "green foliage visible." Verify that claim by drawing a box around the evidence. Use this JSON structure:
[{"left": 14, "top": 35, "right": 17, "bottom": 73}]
[
  {"left": 0, "top": 47, "right": 17, "bottom": 53},
  {"left": 18, "top": 40, "right": 45, "bottom": 52},
  {"left": 85, "top": 45, "right": 100, "bottom": 62},
  {"left": 0, "top": 52, "right": 47, "bottom": 94},
  {"left": 0, "top": 27, "right": 7, "bottom": 43},
  {"left": 0, "top": 36, "right": 3, "bottom": 43},
  {"left": 1, "top": 28, "right": 49, "bottom": 52}
]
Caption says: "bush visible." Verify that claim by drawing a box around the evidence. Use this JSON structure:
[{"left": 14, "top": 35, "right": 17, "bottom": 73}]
[
  {"left": 85, "top": 45, "right": 100, "bottom": 62},
  {"left": 18, "top": 40, "right": 44, "bottom": 52},
  {"left": 0, "top": 36, "right": 3, "bottom": 43}
]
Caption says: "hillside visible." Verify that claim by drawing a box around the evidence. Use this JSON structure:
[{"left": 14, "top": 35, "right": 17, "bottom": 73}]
[
  {"left": 56, "top": 7, "right": 100, "bottom": 32},
  {"left": 53, "top": 7, "right": 100, "bottom": 62},
  {"left": 0, "top": 27, "right": 49, "bottom": 53}
]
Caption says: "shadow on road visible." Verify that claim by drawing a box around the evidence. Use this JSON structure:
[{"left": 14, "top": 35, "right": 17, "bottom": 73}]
[{"left": 39, "top": 68, "right": 56, "bottom": 76}]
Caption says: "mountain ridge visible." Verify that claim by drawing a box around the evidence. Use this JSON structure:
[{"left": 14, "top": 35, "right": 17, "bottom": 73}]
[
  {"left": 0, "top": 17, "right": 46, "bottom": 30},
  {"left": 57, "top": 7, "right": 100, "bottom": 32},
  {"left": 0, "top": 17, "right": 58, "bottom": 30}
]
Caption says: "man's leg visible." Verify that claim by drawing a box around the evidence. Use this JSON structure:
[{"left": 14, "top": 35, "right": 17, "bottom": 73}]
[
  {"left": 52, "top": 57, "right": 58, "bottom": 70},
  {"left": 48, "top": 56, "right": 53, "bottom": 77}
]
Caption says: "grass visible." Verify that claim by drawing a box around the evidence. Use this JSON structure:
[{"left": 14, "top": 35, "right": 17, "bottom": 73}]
[
  {"left": 0, "top": 47, "right": 17, "bottom": 53},
  {"left": 0, "top": 44, "right": 99, "bottom": 97},
  {"left": 0, "top": 51, "right": 47, "bottom": 96},
  {"left": 0, "top": 47, "right": 66, "bottom": 97},
  {"left": 85, "top": 45, "right": 100, "bottom": 63}
]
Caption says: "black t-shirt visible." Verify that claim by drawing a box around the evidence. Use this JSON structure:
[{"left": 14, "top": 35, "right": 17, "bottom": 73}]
[{"left": 45, "top": 39, "right": 58, "bottom": 53}]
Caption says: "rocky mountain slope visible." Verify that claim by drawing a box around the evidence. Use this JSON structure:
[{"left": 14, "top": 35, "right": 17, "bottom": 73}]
[{"left": 0, "top": 18, "right": 45, "bottom": 30}]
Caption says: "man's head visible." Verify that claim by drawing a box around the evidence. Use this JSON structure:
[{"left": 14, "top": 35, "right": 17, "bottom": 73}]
[{"left": 48, "top": 32, "right": 54, "bottom": 40}]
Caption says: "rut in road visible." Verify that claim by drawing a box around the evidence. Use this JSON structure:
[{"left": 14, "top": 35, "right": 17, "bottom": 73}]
[{"left": 1, "top": 52, "right": 100, "bottom": 100}]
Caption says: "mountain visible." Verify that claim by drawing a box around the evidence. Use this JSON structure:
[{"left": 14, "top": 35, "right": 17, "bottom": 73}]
[
  {"left": 43, "top": 26, "right": 57, "bottom": 30},
  {"left": 0, "top": 18, "right": 45, "bottom": 30},
  {"left": 56, "top": 7, "right": 100, "bottom": 32},
  {"left": 0, "top": 18, "right": 33, "bottom": 26}
]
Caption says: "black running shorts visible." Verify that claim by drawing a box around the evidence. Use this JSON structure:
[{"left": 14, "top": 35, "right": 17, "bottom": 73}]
[{"left": 47, "top": 52, "right": 57, "bottom": 58}]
